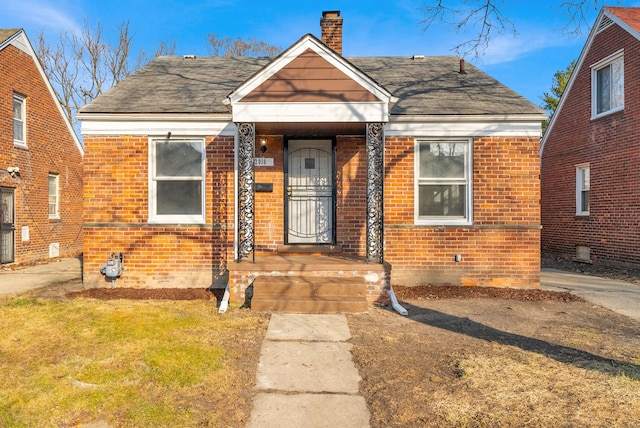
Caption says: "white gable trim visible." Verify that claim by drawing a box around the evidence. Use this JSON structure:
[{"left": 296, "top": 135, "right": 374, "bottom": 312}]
[
  {"left": 387, "top": 115, "right": 544, "bottom": 137},
  {"left": 1, "top": 30, "right": 84, "bottom": 156},
  {"left": 227, "top": 35, "right": 393, "bottom": 104},
  {"left": 233, "top": 101, "right": 389, "bottom": 123},
  {"left": 541, "top": 7, "right": 640, "bottom": 155},
  {"left": 78, "top": 113, "right": 235, "bottom": 136},
  {"left": 225, "top": 34, "right": 394, "bottom": 123}
]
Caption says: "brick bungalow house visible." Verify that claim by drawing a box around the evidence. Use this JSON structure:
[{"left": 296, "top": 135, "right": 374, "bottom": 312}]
[
  {"left": 78, "top": 11, "right": 545, "bottom": 309},
  {"left": 0, "top": 29, "right": 83, "bottom": 267},
  {"left": 541, "top": 7, "right": 640, "bottom": 270}
]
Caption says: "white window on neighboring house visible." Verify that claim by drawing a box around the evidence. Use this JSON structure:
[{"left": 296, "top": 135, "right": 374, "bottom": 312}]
[
  {"left": 592, "top": 50, "right": 624, "bottom": 118},
  {"left": 149, "top": 138, "right": 205, "bottom": 224},
  {"left": 48, "top": 174, "right": 59, "bottom": 219},
  {"left": 415, "top": 139, "right": 473, "bottom": 225},
  {"left": 13, "top": 93, "right": 26, "bottom": 146},
  {"left": 576, "top": 164, "right": 590, "bottom": 216}
]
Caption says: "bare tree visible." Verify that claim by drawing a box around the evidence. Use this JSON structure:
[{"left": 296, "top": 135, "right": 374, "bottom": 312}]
[
  {"left": 37, "top": 20, "right": 169, "bottom": 132},
  {"left": 419, "top": 0, "right": 604, "bottom": 58},
  {"left": 207, "top": 34, "right": 280, "bottom": 57}
]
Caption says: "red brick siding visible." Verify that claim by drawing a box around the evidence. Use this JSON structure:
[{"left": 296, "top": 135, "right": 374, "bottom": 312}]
[
  {"left": 83, "top": 130, "right": 540, "bottom": 292},
  {"left": 542, "top": 23, "right": 640, "bottom": 268},
  {"left": 254, "top": 136, "right": 284, "bottom": 252},
  {"left": 336, "top": 136, "right": 367, "bottom": 255},
  {"left": 0, "top": 44, "right": 83, "bottom": 264},
  {"left": 384, "top": 135, "right": 540, "bottom": 287},
  {"left": 82, "top": 135, "right": 234, "bottom": 288}
]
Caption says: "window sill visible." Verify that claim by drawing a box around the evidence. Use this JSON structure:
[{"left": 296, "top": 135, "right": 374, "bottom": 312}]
[
  {"left": 13, "top": 142, "right": 28, "bottom": 149},
  {"left": 415, "top": 219, "right": 473, "bottom": 227},
  {"left": 591, "top": 107, "right": 623, "bottom": 120},
  {"left": 49, "top": 216, "right": 61, "bottom": 221}
]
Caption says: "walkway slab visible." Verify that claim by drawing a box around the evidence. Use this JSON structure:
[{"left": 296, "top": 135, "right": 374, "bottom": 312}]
[
  {"left": 248, "top": 393, "right": 369, "bottom": 428},
  {"left": 256, "top": 340, "right": 361, "bottom": 393},
  {"left": 250, "top": 313, "right": 370, "bottom": 427},
  {"left": 265, "top": 313, "right": 351, "bottom": 341}
]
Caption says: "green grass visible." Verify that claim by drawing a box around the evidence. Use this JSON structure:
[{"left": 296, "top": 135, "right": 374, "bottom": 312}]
[{"left": 0, "top": 296, "right": 268, "bottom": 427}]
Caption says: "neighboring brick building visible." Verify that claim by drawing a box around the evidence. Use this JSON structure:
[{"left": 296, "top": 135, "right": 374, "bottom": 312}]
[
  {"left": 79, "top": 11, "right": 544, "bottom": 305},
  {"left": 541, "top": 7, "right": 640, "bottom": 269},
  {"left": 0, "top": 29, "right": 83, "bottom": 268}
]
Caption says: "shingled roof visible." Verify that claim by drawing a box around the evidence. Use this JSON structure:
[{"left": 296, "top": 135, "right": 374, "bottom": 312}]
[{"left": 80, "top": 54, "right": 542, "bottom": 117}]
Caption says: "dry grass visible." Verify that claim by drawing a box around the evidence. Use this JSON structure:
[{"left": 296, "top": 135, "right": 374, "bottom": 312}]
[
  {"left": 0, "top": 297, "right": 268, "bottom": 427},
  {"left": 434, "top": 344, "right": 640, "bottom": 427},
  {"left": 349, "top": 300, "right": 640, "bottom": 428}
]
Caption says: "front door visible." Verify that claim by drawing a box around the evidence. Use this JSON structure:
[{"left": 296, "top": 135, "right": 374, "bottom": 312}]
[
  {"left": 285, "top": 139, "right": 335, "bottom": 244},
  {"left": 0, "top": 188, "right": 15, "bottom": 264}
]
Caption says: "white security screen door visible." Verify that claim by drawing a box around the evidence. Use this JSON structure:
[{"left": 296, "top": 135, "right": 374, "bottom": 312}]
[{"left": 286, "top": 139, "right": 334, "bottom": 244}]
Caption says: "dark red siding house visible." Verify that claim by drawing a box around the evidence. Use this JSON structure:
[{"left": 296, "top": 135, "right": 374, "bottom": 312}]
[
  {"left": 78, "top": 11, "right": 545, "bottom": 311},
  {"left": 541, "top": 7, "right": 640, "bottom": 270},
  {"left": 0, "top": 29, "right": 83, "bottom": 270}
]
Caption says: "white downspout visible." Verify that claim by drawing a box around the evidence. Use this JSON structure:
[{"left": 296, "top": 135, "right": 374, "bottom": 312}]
[
  {"left": 389, "top": 285, "right": 408, "bottom": 316},
  {"left": 218, "top": 283, "right": 230, "bottom": 314}
]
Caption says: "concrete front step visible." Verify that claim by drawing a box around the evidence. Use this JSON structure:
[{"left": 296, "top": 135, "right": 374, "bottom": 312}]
[{"left": 251, "top": 276, "right": 368, "bottom": 313}]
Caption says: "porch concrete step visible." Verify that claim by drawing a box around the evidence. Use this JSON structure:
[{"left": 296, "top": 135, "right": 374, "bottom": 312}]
[{"left": 251, "top": 276, "right": 368, "bottom": 313}]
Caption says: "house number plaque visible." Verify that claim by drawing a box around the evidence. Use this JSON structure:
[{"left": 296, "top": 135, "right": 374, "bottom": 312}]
[{"left": 254, "top": 158, "right": 274, "bottom": 167}]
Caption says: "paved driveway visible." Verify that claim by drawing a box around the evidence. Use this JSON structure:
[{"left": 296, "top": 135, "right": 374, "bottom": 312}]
[{"left": 542, "top": 268, "right": 640, "bottom": 321}]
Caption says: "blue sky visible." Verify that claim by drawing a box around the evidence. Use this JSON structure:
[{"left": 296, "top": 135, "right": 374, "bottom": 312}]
[{"left": 2, "top": 0, "right": 639, "bottom": 107}]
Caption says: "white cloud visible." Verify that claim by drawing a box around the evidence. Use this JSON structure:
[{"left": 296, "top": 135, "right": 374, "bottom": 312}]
[
  {"left": 2, "top": 0, "right": 80, "bottom": 34},
  {"left": 477, "top": 28, "right": 585, "bottom": 65}
]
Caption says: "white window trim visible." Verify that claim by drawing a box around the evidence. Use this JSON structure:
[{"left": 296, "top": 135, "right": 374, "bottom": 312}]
[
  {"left": 13, "top": 93, "right": 26, "bottom": 147},
  {"left": 576, "top": 163, "right": 590, "bottom": 216},
  {"left": 148, "top": 137, "right": 206, "bottom": 224},
  {"left": 414, "top": 138, "right": 473, "bottom": 226},
  {"left": 48, "top": 173, "right": 59, "bottom": 219},
  {"left": 591, "top": 49, "right": 624, "bottom": 119}
]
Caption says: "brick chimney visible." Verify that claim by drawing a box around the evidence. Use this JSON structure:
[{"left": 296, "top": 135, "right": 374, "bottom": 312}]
[{"left": 320, "top": 10, "right": 343, "bottom": 55}]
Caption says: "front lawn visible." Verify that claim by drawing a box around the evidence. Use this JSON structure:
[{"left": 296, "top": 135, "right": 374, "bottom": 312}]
[{"left": 0, "top": 297, "right": 268, "bottom": 427}]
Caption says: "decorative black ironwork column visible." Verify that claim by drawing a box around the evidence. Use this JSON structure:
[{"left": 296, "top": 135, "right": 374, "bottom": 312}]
[
  {"left": 366, "top": 122, "right": 385, "bottom": 263},
  {"left": 237, "top": 123, "right": 255, "bottom": 261}
]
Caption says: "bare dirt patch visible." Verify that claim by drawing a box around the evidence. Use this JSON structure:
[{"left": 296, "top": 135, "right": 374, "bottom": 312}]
[{"left": 349, "top": 296, "right": 640, "bottom": 427}]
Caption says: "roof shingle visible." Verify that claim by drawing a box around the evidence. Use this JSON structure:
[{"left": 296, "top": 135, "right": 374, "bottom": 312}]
[{"left": 80, "top": 54, "right": 543, "bottom": 116}]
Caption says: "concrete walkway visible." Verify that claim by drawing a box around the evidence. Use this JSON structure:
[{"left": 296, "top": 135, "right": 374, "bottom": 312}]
[
  {"left": 247, "top": 313, "right": 370, "bottom": 428},
  {"left": 541, "top": 268, "right": 640, "bottom": 321},
  {"left": 0, "top": 258, "right": 82, "bottom": 295}
]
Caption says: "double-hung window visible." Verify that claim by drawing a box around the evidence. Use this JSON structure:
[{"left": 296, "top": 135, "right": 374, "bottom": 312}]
[
  {"left": 415, "top": 140, "right": 472, "bottom": 225},
  {"left": 592, "top": 50, "right": 624, "bottom": 118},
  {"left": 576, "top": 164, "right": 590, "bottom": 216},
  {"left": 13, "top": 94, "right": 26, "bottom": 146},
  {"left": 48, "top": 174, "right": 59, "bottom": 219},
  {"left": 149, "top": 138, "right": 205, "bottom": 223}
]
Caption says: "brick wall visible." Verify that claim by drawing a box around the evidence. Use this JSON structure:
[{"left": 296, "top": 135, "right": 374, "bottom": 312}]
[
  {"left": 0, "top": 43, "right": 83, "bottom": 265},
  {"left": 83, "top": 130, "right": 540, "bottom": 291},
  {"left": 384, "top": 135, "right": 541, "bottom": 287},
  {"left": 82, "top": 135, "right": 234, "bottom": 288},
  {"left": 542, "top": 23, "right": 640, "bottom": 269}
]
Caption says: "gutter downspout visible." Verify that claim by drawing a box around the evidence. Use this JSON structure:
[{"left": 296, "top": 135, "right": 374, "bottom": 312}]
[
  {"left": 389, "top": 285, "right": 408, "bottom": 316},
  {"left": 218, "top": 284, "right": 230, "bottom": 314}
]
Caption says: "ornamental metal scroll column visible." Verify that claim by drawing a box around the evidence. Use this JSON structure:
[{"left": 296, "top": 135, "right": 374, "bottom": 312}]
[
  {"left": 236, "top": 123, "right": 255, "bottom": 262},
  {"left": 366, "top": 122, "right": 385, "bottom": 263}
]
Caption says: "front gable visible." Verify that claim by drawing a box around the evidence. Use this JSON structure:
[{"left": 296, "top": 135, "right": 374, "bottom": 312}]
[
  {"left": 227, "top": 34, "right": 394, "bottom": 123},
  {"left": 541, "top": 7, "right": 640, "bottom": 155}
]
